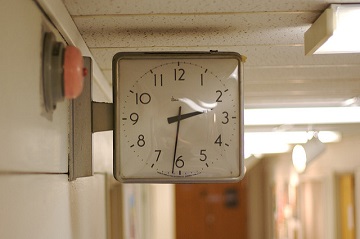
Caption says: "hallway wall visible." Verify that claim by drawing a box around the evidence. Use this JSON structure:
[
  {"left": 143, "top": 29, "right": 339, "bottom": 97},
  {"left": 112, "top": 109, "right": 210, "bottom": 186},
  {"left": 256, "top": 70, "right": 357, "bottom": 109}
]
[
  {"left": 251, "top": 134, "right": 360, "bottom": 239},
  {"left": 0, "top": 0, "right": 112, "bottom": 238}
]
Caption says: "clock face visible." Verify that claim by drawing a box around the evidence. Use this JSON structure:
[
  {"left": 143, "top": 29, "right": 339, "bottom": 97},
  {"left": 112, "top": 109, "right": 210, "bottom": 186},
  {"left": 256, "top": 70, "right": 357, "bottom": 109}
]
[{"left": 113, "top": 52, "right": 244, "bottom": 183}]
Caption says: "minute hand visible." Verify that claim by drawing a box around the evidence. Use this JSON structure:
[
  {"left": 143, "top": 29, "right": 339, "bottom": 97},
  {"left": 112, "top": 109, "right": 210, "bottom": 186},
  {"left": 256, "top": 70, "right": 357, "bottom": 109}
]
[{"left": 167, "top": 110, "right": 206, "bottom": 124}]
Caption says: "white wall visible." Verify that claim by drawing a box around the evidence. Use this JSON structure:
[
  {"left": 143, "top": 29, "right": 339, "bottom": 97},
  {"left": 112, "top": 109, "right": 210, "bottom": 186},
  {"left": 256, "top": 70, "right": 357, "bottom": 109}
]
[
  {"left": 0, "top": 2, "right": 172, "bottom": 239},
  {"left": 0, "top": 174, "right": 107, "bottom": 238},
  {"left": 0, "top": 0, "right": 111, "bottom": 238},
  {"left": 0, "top": 0, "right": 68, "bottom": 173},
  {"left": 256, "top": 134, "right": 360, "bottom": 239},
  {"left": 246, "top": 161, "right": 265, "bottom": 239},
  {"left": 150, "top": 184, "right": 175, "bottom": 239}
]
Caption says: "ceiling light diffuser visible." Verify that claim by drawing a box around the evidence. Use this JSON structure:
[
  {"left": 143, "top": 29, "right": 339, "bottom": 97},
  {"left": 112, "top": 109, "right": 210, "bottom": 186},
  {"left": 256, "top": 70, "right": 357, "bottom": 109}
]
[
  {"left": 292, "top": 137, "right": 326, "bottom": 173},
  {"left": 305, "top": 4, "right": 360, "bottom": 55},
  {"left": 245, "top": 131, "right": 340, "bottom": 157},
  {"left": 245, "top": 107, "right": 360, "bottom": 126}
]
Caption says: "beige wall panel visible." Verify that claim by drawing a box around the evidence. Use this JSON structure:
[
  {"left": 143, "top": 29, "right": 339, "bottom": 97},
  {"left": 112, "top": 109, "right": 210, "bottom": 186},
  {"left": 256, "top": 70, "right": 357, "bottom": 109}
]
[
  {"left": 0, "top": 0, "right": 68, "bottom": 173},
  {"left": 0, "top": 174, "right": 107, "bottom": 239}
]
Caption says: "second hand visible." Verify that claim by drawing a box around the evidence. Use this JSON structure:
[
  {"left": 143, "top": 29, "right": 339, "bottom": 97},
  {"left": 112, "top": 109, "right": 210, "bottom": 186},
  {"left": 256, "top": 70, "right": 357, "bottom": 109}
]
[{"left": 172, "top": 106, "right": 182, "bottom": 174}]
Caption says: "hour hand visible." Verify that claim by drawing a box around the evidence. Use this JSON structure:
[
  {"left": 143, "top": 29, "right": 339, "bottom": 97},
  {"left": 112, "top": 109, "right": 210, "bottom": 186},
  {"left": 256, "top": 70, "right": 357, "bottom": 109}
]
[{"left": 167, "top": 110, "right": 210, "bottom": 124}]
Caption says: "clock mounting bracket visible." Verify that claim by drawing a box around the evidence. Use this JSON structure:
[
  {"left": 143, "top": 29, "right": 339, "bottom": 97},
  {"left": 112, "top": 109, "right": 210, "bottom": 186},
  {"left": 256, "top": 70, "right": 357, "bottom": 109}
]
[{"left": 69, "top": 57, "right": 114, "bottom": 181}]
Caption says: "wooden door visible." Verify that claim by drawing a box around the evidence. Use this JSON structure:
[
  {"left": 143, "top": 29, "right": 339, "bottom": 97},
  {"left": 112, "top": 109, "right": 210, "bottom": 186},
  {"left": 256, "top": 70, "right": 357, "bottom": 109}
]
[
  {"left": 175, "top": 179, "right": 247, "bottom": 239},
  {"left": 338, "top": 174, "right": 356, "bottom": 239}
]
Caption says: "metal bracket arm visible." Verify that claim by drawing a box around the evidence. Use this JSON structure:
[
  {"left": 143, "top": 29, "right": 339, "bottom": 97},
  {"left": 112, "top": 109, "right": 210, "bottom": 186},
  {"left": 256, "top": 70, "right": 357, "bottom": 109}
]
[
  {"left": 92, "top": 102, "right": 114, "bottom": 133},
  {"left": 69, "top": 57, "right": 114, "bottom": 181}
]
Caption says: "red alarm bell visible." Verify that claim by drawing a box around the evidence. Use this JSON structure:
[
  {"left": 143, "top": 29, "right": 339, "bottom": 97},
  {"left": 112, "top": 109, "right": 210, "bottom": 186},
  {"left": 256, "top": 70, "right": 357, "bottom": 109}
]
[{"left": 42, "top": 32, "right": 87, "bottom": 112}]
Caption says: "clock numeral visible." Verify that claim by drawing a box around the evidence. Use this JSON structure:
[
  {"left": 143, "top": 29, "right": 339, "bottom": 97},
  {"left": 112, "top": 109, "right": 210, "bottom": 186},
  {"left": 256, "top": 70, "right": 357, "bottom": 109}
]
[
  {"left": 200, "top": 74, "right": 204, "bottom": 86},
  {"left": 155, "top": 149, "right": 161, "bottom": 162},
  {"left": 175, "top": 155, "right": 184, "bottom": 168},
  {"left": 130, "top": 112, "right": 139, "bottom": 125},
  {"left": 137, "top": 134, "right": 146, "bottom": 147},
  {"left": 174, "top": 68, "right": 185, "bottom": 81},
  {"left": 200, "top": 149, "right": 207, "bottom": 161},
  {"left": 154, "top": 74, "right": 163, "bottom": 87},
  {"left": 216, "top": 90, "right": 223, "bottom": 102},
  {"left": 222, "top": 111, "right": 229, "bottom": 124},
  {"left": 135, "top": 92, "right": 151, "bottom": 105},
  {"left": 214, "top": 134, "right": 222, "bottom": 146}
]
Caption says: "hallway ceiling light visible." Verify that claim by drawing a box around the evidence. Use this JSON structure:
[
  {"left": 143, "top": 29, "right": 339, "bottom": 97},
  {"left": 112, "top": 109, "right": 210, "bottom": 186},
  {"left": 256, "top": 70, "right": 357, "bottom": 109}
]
[
  {"left": 245, "top": 131, "right": 339, "bottom": 157},
  {"left": 245, "top": 131, "right": 340, "bottom": 144},
  {"left": 292, "top": 136, "right": 326, "bottom": 173},
  {"left": 342, "top": 97, "right": 360, "bottom": 106},
  {"left": 245, "top": 107, "right": 360, "bottom": 126},
  {"left": 305, "top": 4, "right": 360, "bottom": 55},
  {"left": 245, "top": 140, "right": 290, "bottom": 156}
]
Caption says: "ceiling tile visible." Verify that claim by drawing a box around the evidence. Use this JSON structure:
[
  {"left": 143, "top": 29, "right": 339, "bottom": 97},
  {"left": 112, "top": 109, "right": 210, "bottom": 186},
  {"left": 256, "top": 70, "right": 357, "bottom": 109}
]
[
  {"left": 63, "top": 0, "right": 360, "bottom": 111},
  {"left": 246, "top": 65, "right": 360, "bottom": 81},
  {"left": 73, "top": 12, "right": 318, "bottom": 48},
  {"left": 64, "top": 0, "right": 360, "bottom": 15},
  {"left": 91, "top": 46, "right": 360, "bottom": 70}
]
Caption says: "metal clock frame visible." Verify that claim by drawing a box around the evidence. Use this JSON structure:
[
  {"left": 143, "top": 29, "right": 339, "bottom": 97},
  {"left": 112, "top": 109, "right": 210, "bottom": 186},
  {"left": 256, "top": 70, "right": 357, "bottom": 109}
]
[{"left": 112, "top": 51, "right": 245, "bottom": 183}]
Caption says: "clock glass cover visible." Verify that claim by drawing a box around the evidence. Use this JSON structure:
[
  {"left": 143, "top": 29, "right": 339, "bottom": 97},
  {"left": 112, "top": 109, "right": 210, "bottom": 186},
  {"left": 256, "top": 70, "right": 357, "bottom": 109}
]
[{"left": 113, "top": 52, "right": 244, "bottom": 183}]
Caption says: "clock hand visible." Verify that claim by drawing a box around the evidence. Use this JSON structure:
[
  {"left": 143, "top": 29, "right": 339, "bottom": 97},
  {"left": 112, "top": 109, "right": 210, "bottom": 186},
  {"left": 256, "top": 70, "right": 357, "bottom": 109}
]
[
  {"left": 172, "top": 106, "right": 182, "bottom": 174},
  {"left": 167, "top": 109, "right": 211, "bottom": 124}
]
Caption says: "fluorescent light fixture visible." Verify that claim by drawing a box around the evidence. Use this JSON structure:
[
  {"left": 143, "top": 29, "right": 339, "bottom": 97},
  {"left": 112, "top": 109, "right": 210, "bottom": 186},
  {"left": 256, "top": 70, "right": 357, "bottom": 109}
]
[
  {"left": 342, "top": 97, "right": 360, "bottom": 106},
  {"left": 245, "top": 140, "right": 290, "bottom": 155},
  {"left": 305, "top": 4, "right": 360, "bottom": 55},
  {"left": 244, "top": 106, "right": 355, "bottom": 157},
  {"left": 244, "top": 131, "right": 340, "bottom": 157},
  {"left": 245, "top": 107, "right": 360, "bottom": 126},
  {"left": 292, "top": 137, "right": 326, "bottom": 173},
  {"left": 292, "top": 145, "right": 307, "bottom": 172},
  {"left": 245, "top": 131, "right": 341, "bottom": 144}
]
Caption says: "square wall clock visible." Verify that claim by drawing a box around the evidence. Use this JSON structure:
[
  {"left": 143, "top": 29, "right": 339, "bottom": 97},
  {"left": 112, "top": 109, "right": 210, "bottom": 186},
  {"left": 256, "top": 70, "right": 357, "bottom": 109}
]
[{"left": 113, "top": 52, "right": 245, "bottom": 183}]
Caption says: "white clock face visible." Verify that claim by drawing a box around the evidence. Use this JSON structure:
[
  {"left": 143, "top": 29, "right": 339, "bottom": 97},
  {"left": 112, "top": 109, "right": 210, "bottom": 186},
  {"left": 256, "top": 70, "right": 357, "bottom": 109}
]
[{"left": 113, "top": 52, "right": 244, "bottom": 183}]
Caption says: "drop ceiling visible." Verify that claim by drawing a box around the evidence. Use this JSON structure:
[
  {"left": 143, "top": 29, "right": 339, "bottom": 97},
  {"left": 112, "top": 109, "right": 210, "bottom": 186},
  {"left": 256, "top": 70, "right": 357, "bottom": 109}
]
[{"left": 63, "top": 0, "right": 360, "bottom": 135}]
